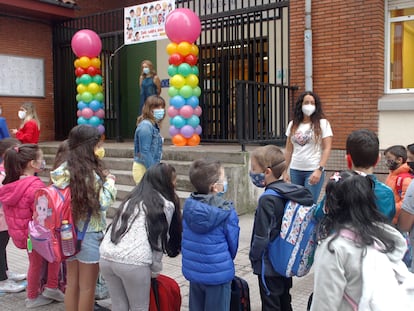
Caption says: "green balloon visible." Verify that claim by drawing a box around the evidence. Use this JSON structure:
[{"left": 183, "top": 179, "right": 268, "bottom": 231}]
[
  {"left": 94, "top": 92, "right": 104, "bottom": 102},
  {"left": 92, "top": 75, "right": 103, "bottom": 85},
  {"left": 178, "top": 63, "right": 192, "bottom": 77},
  {"left": 192, "top": 66, "right": 199, "bottom": 76},
  {"left": 76, "top": 93, "right": 82, "bottom": 102},
  {"left": 192, "top": 86, "right": 202, "bottom": 97},
  {"left": 79, "top": 74, "right": 92, "bottom": 85},
  {"left": 168, "top": 86, "right": 179, "bottom": 97},
  {"left": 167, "top": 65, "right": 177, "bottom": 77},
  {"left": 81, "top": 91, "right": 93, "bottom": 103},
  {"left": 179, "top": 85, "right": 193, "bottom": 99}
]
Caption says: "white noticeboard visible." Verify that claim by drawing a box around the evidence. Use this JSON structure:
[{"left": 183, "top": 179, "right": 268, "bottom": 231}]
[{"left": 0, "top": 54, "right": 45, "bottom": 97}]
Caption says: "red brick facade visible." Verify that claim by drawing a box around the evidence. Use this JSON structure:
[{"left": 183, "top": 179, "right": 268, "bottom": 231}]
[{"left": 290, "top": 0, "right": 385, "bottom": 149}]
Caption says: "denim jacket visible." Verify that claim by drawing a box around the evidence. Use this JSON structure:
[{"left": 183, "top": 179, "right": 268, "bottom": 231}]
[{"left": 133, "top": 119, "right": 162, "bottom": 168}]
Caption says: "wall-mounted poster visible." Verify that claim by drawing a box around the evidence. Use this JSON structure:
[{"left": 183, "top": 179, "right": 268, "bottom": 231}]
[{"left": 124, "top": 0, "right": 175, "bottom": 45}]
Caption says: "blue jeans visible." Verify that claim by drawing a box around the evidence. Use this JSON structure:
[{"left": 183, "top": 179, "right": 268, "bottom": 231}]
[
  {"left": 289, "top": 168, "right": 325, "bottom": 204},
  {"left": 189, "top": 281, "right": 231, "bottom": 311}
]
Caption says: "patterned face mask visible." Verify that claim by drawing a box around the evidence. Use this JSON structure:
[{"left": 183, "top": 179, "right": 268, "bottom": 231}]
[{"left": 249, "top": 171, "right": 265, "bottom": 188}]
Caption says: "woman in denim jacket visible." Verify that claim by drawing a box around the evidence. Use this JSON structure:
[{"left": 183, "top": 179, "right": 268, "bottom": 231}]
[{"left": 133, "top": 95, "right": 166, "bottom": 184}]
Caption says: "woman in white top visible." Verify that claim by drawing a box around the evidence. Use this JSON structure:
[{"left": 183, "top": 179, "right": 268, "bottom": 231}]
[
  {"left": 99, "top": 163, "right": 182, "bottom": 311},
  {"left": 283, "top": 91, "right": 333, "bottom": 203}
]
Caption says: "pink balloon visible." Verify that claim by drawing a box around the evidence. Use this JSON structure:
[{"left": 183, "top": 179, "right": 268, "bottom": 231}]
[
  {"left": 165, "top": 9, "right": 201, "bottom": 43},
  {"left": 194, "top": 105, "right": 202, "bottom": 116},
  {"left": 71, "top": 29, "right": 102, "bottom": 58},
  {"left": 167, "top": 106, "right": 179, "bottom": 118},
  {"left": 81, "top": 107, "right": 94, "bottom": 119},
  {"left": 179, "top": 105, "right": 194, "bottom": 119},
  {"left": 95, "top": 108, "right": 105, "bottom": 119}
]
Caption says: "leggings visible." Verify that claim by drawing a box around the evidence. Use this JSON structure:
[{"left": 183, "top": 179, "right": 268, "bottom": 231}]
[{"left": 0, "top": 230, "right": 9, "bottom": 281}]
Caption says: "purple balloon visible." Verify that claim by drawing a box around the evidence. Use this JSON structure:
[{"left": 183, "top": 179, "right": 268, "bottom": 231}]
[
  {"left": 169, "top": 125, "right": 180, "bottom": 136},
  {"left": 195, "top": 125, "right": 202, "bottom": 135},
  {"left": 180, "top": 125, "right": 195, "bottom": 138},
  {"left": 97, "top": 124, "right": 105, "bottom": 135}
]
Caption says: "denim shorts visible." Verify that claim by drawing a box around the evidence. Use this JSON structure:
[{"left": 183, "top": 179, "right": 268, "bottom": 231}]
[{"left": 66, "top": 231, "right": 104, "bottom": 264}]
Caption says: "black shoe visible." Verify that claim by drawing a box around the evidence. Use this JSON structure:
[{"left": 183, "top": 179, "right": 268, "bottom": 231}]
[{"left": 94, "top": 302, "right": 111, "bottom": 311}]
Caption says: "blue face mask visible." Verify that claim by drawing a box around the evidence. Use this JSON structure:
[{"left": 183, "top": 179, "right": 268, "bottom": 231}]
[
  {"left": 153, "top": 109, "right": 165, "bottom": 121},
  {"left": 217, "top": 180, "right": 228, "bottom": 197},
  {"left": 249, "top": 171, "right": 265, "bottom": 188}
]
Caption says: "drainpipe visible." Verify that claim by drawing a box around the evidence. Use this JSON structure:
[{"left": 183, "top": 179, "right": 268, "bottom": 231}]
[{"left": 304, "top": 0, "right": 313, "bottom": 91}]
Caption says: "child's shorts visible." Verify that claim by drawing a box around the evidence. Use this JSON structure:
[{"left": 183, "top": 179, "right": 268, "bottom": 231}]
[{"left": 66, "top": 231, "right": 104, "bottom": 264}]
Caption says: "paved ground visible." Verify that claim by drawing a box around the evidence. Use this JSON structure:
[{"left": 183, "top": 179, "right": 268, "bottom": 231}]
[{"left": 0, "top": 213, "right": 314, "bottom": 311}]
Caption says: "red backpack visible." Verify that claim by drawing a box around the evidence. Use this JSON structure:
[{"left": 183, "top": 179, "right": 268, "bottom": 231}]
[
  {"left": 395, "top": 172, "right": 414, "bottom": 198},
  {"left": 29, "top": 186, "right": 81, "bottom": 262},
  {"left": 149, "top": 274, "right": 181, "bottom": 311}
]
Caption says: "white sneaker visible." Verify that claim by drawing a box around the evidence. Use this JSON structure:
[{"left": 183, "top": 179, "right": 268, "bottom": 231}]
[
  {"left": 7, "top": 271, "right": 27, "bottom": 282},
  {"left": 0, "top": 279, "right": 26, "bottom": 293},
  {"left": 25, "top": 296, "right": 53, "bottom": 308},
  {"left": 42, "top": 287, "right": 65, "bottom": 302}
]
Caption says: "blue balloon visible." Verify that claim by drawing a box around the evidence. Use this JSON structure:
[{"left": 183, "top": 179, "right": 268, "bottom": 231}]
[
  {"left": 170, "top": 95, "right": 186, "bottom": 109},
  {"left": 77, "top": 116, "right": 88, "bottom": 125},
  {"left": 77, "top": 101, "right": 87, "bottom": 110},
  {"left": 89, "top": 116, "right": 101, "bottom": 127},
  {"left": 186, "top": 96, "right": 199, "bottom": 108},
  {"left": 172, "top": 116, "right": 186, "bottom": 129},
  {"left": 187, "top": 115, "right": 200, "bottom": 127},
  {"left": 89, "top": 100, "right": 101, "bottom": 111}
]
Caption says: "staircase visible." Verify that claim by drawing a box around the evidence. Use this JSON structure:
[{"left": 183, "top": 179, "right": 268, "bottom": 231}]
[{"left": 39, "top": 141, "right": 259, "bottom": 217}]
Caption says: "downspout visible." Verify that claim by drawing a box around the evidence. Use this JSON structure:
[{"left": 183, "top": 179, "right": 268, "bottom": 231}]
[{"left": 304, "top": 0, "right": 313, "bottom": 91}]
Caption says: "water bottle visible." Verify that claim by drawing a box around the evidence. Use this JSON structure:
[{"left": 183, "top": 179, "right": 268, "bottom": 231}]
[{"left": 61, "top": 220, "right": 76, "bottom": 257}]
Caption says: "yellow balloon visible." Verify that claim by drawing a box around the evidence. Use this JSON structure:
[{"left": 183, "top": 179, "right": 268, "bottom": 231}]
[
  {"left": 78, "top": 56, "right": 91, "bottom": 69},
  {"left": 177, "top": 42, "right": 192, "bottom": 57},
  {"left": 166, "top": 42, "right": 177, "bottom": 55},
  {"left": 170, "top": 74, "right": 186, "bottom": 89},
  {"left": 190, "top": 44, "right": 199, "bottom": 56},
  {"left": 186, "top": 74, "right": 199, "bottom": 88},
  {"left": 90, "top": 57, "right": 101, "bottom": 69},
  {"left": 76, "top": 83, "right": 88, "bottom": 94},
  {"left": 74, "top": 58, "right": 81, "bottom": 68},
  {"left": 87, "top": 82, "right": 100, "bottom": 94}
]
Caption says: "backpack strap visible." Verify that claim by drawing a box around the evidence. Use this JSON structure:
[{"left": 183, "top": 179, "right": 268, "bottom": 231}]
[{"left": 395, "top": 172, "right": 414, "bottom": 198}]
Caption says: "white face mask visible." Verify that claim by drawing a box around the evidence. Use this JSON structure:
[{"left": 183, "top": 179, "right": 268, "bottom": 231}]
[
  {"left": 143, "top": 67, "right": 150, "bottom": 74},
  {"left": 302, "top": 104, "right": 316, "bottom": 117},
  {"left": 18, "top": 110, "right": 26, "bottom": 120}
]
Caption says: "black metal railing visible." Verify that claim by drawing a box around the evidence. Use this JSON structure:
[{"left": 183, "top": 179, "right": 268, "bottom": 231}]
[{"left": 236, "top": 80, "right": 298, "bottom": 151}]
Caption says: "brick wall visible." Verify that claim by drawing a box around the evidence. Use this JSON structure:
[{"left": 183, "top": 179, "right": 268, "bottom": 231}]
[
  {"left": 290, "top": 0, "right": 385, "bottom": 150},
  {"left": 0, "top": 16, "right": 55, "bottom": 141}
]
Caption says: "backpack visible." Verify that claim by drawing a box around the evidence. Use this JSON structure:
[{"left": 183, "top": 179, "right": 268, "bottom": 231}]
[
  {"left": 264, "top": 188, "right": 318, "bottom": 278},
  {"left": 340, "top": 229, "right": 414, "bottom": 311},
  {"left": 395, "top": 172, "right": 414, "bottom": 198},
  {"left": 230, "top": 276, "right": 251, "bottom": 311},
  {"left": 29, "top": 186, "right": 90, "bottom": 262},
  {"left": 149, "top": 274, "right": 181, "bottom": 311}
]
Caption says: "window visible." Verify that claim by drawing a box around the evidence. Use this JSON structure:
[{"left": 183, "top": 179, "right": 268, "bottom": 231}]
[{"left": 387, "top": 7, "right": 414, "bottom": 93}]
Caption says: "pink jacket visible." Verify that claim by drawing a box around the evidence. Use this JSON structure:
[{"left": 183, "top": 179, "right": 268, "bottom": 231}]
[
  {"left": 0, "top": 163, "right": 6, "bottom": 231},
  {"left": 0, "top": 176, "right": 45, "bottom": 249}
]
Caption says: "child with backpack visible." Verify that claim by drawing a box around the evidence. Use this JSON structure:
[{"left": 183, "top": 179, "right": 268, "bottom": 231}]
[
  {"left": 182, "top": 157, "right": 240, "bottom": 311},
  {"left": 249, "top": 145, "right": 313, "bottom": 311},
  {"left": 99, "top": 163, "right": 182, "bottom": 311},
  {"left": 50, "top": 125, "right": 117, "bottom": 311},
  {"left": 310, "top": 171, "right": 412, "bottom": 311},
  {"left": 0, "top": 144, "right": 65, "bottom": 308}
]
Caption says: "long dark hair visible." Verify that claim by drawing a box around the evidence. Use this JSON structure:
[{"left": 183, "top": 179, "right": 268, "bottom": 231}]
[
  {"left": 3, "top": 144, "right": 40, "bottom": 184},
  {"left": 319, "top": 170, "right": 395, "bottom": 253},
  {"left": 290, "top": 91, "right": 325, "bottom": 144},
  {"left": 67, "top": 125, "right": 104, "bottom": 223},
  {"left": 111, "top": 163, "right": 182, "bottom": 257}
]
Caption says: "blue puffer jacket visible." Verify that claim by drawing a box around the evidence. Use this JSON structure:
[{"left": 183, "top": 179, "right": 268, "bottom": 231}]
[{"left": 182, "top": 193, "right": 240, "bottom": 285}]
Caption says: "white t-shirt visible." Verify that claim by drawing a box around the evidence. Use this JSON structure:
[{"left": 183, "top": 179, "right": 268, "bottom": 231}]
[{"left": 285, "top": 119, "right": 333, "bottom": 171}]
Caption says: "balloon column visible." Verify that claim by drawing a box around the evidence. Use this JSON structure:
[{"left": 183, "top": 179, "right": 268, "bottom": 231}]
[
  {"left": 71, "top": 29, "right": 105, "bottom": 135},
  {"left": 165, "top": 9, "right": 202, "bottom": 146}
]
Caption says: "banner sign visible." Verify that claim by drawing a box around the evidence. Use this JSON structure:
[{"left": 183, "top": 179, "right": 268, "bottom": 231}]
[{"left": 124, "top": 0, "right": 175, "bottom": 45}]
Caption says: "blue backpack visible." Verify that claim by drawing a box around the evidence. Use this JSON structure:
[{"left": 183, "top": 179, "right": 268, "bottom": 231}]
[{"left": 264, "top": 189, "right": 318, "bottom": 278}]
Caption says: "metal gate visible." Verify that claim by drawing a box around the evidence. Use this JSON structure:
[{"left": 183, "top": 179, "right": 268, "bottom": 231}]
[{"left": 53, "top": 0, "right": 293, "bottom": 143}]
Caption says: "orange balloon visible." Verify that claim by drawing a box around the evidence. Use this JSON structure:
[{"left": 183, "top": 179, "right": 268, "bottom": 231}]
[
  {"left": 166, "top": 42, "right": 178, "bottom": 55},
  {"left": 187, "top": 134, "right": 200, "bottom": 146},
  {"left": 172, "top": 134, "right": 187, "bottom": 146}
]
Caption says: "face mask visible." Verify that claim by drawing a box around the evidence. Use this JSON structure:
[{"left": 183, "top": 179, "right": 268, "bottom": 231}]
[
  {"left": 386, "top": 159, "right": 398, "bottom": 171},
  {"left": 249, "top": 171, "right": 266, "bottom": 188},
  {"left": 153, "top": 109, "right": 165, "bottom": 121},
  {"left": 407, "top": 162, "right": 414, "bottom": 171},
  {"left": 18, "top": 110, "right": 26, "bottom": 120},
  {"left": 95, "top": 147, "right": 105, "bottom": 159},
  {"left": 143, "top": 67, "right": 150, "bottom": 74},
  {"left": 302, "top": 104, "right": 316, "bottom": 117},
  {"left": 217, "top": 180, "right": 228, "bottom": 197},
  {"left": 37, "top": 159, "right": 46, "bottom": 171}
]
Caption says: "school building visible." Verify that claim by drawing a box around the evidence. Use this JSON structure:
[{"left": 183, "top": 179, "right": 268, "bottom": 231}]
[{"left": 0, "top": 0, "right": 413, "bottom": 151}]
